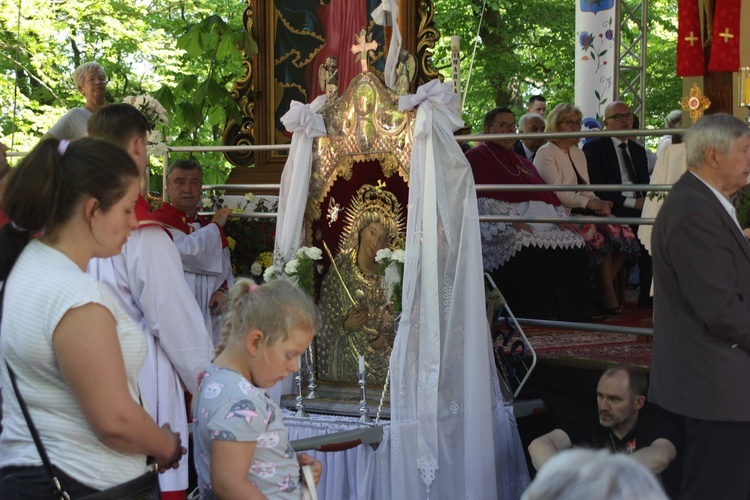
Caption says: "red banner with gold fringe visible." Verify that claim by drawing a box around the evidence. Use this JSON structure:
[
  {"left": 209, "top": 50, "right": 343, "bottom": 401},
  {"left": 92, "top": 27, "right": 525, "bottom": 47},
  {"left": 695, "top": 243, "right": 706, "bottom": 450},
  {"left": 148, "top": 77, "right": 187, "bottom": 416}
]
[{"left": 676, "top": 0, "right": 704, "bottom": 76}]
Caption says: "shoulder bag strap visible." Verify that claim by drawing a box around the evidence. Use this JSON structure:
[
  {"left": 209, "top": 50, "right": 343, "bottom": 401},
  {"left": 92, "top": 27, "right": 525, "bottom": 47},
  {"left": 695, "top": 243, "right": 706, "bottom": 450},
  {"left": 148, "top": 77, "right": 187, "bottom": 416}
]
[{"left": 1, "top": 284, "right": 71, "bottom": 500}]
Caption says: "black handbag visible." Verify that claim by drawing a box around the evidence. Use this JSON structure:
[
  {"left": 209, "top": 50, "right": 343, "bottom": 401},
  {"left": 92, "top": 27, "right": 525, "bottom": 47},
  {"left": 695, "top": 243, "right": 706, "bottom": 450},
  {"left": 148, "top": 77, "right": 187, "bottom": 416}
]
[{"left": 1, "top": 286, "right": 160, "bottom": 500}]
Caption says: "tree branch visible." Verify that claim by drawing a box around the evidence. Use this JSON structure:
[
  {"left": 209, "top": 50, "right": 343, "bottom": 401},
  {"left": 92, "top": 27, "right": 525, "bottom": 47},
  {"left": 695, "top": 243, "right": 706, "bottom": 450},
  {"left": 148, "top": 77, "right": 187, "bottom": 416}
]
[{"left": 0, "top": 52, "right": 65, "bottom": 104}]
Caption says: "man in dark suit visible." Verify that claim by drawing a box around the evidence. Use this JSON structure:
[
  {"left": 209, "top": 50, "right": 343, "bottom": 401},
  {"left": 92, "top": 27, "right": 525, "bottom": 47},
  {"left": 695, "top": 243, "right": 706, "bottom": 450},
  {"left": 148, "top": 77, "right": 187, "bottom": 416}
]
[
  {"left": 512, "top": 113, "right": 546, "bottom": 162},
  {"left": 583, "top": 101, "right": 652, "bottom": 307},
  {"left": 649, "top": 114, "right": 750, "bottom": 500}
]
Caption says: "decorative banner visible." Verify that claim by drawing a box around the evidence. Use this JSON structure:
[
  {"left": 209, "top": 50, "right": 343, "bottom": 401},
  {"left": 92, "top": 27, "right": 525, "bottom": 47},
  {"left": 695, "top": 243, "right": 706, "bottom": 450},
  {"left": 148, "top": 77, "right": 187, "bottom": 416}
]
[
  {"left": 676, "top": 0, "right": 705, "bottom": 76},
  {"left": 707, "top": 0, "right": 742, "bottom": 72},
  {"left": 575, "top": 0, "right": 616, "bottom": 125}
]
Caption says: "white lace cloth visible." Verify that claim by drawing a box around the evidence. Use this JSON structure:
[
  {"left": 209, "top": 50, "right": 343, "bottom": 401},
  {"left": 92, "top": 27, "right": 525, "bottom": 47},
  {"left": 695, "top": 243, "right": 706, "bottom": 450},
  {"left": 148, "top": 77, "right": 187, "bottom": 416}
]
[
  {"left": 478, "top": 197, "right": 585, "bottom": 271},
  {"left": 283, "top": 411, "right": 391, "bottom": 500},
  {"left": 391, "top": 80, "right": 529, "bottom": 499}
]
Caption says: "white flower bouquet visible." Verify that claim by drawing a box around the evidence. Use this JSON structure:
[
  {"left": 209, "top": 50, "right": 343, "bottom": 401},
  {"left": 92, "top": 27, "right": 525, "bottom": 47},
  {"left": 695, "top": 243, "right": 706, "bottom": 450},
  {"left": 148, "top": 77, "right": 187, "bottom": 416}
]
[
  {"left": 376, "top": 247, "right": 405, "bottom": 312},
  {"left": 122, "top": 95, "right": 169, "bottom": 156},
  {"left": 265, "top": 246, "right": 322, "bottom": 296},
  {"left": 250, "top": 251, "right": 274, "bottom": 279}
]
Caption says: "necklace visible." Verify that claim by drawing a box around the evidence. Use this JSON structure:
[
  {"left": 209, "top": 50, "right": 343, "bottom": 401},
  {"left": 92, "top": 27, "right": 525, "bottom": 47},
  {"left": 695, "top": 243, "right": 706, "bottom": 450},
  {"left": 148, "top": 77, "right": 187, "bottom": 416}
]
[
  {"left": 483, "top": 143, "right": 531, "bottom": 177},
  {"left": 352, "top": 251, "right": 380, "bottom": 282}
]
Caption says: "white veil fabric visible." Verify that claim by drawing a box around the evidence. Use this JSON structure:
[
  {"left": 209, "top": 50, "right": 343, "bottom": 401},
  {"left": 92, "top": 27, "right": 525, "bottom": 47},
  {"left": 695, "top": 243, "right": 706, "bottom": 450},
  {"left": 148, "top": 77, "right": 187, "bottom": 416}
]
[
  {"left": 274, "top": 95, "right": 327, "bottom": 265},
  {"left": 371, "top": 0, "right": 401, "bottom": 90},
  {"left": 390, "top": 80, "right": 529, "bottom": 499}
]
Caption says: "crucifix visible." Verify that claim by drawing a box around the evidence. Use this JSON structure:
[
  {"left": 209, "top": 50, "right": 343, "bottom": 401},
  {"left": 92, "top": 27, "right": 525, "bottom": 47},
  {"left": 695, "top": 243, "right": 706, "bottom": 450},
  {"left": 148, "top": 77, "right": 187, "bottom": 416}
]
[
  {"left": 351, "top": 28, "right": 378, "bottom": 73},
  {"left": 684, "top": 31, "right": 698, "bottom": 47},
  {"left": 718, "top": 28, "right": 734, "bottom": 43}
]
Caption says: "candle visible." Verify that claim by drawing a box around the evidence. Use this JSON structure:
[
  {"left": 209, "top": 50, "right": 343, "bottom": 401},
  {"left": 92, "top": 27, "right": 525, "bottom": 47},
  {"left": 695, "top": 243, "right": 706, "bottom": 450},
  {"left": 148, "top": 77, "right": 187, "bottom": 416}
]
[
  {"left": 359, "top": 355, "right": 365, "bottom": 374},
  {"left": 451, "top": 35, "right": 460, "bottom": 51},
  {"left": 744, "top": 77, "right": 750, "bottom": 106}
]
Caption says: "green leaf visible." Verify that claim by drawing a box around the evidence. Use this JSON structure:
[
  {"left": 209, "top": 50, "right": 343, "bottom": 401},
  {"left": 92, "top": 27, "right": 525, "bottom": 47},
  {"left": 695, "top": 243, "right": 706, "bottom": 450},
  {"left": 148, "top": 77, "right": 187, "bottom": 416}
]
[
  {"left": 194, "top": 79, "right": 210, "bottom": 104},
  {"left": 207, "top": 105, "right": 226, "bottom": 127},
  {"left": 236, "top": 31, "right": 258, "bottom": 58},
  {"left": 217, "top": 33, "right": 236, "bottom": 59},
  {"left": 175, "top": 101, "right": 199, "bottom": 129},
  {"left": 153, "top": 86, "right": 176, "bottom": 112}
]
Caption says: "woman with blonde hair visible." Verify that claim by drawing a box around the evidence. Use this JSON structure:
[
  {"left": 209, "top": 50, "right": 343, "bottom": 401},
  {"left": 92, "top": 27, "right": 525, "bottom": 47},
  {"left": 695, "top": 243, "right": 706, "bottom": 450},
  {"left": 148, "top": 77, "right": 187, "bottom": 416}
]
[
  {"left": 44, "top": 62, "right": 108, "bottom": 140},
  {"left": 535, "top": 103, "right": 640, "bottom": 314}
]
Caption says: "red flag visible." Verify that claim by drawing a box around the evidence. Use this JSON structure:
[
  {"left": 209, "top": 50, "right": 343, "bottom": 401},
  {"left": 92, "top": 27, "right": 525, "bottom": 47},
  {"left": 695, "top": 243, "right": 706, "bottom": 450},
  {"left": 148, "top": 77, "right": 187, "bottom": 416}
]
[
  {"left": 707, "top": 0, "right": 742, "bottom": 72},
  {"left": 677, "top": 0, "right": 705, "bottom": 76}
]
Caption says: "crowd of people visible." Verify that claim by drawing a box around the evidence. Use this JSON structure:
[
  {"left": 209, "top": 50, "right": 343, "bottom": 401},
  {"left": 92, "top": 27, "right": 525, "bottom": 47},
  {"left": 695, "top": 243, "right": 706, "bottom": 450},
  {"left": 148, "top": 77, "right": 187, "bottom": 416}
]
[
  {"left": 0, "top": 64, "right": 323, "bottom": 499},
  {"left": 468, "top": 96, "right": 680, "bottom": 319},
  {"left": 2, "top": 58, "right": 750, "bottom": 500}
]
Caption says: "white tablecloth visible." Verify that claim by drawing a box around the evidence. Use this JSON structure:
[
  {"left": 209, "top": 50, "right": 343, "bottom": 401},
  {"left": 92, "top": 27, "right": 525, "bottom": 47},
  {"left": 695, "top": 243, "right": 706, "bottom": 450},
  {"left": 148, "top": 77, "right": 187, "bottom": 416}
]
[{"left": 284, "top": 411, "right": 391, "bottom": 500}]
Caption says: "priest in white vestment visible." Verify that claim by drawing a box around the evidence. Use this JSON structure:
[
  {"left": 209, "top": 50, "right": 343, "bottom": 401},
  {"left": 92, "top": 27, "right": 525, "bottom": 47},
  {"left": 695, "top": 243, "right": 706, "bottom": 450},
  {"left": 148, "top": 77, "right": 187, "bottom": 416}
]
[
  {"left": 153, "top": 159, "right": 235, "bottom": 343},
  {"left": 87, "top": 103, "right": 214, "bottom": 498}
]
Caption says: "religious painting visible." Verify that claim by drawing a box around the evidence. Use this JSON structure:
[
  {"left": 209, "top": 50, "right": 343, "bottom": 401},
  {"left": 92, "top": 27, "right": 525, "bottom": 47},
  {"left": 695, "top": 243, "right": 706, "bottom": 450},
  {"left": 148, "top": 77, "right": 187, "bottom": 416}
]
[
  {"left": 223, "top": 0, "right": 439, "bottom": 182},
  {"left": 315, "top": 180, "right": 406, "bottom": 385},
  {"left": 299, "top": 67, "right": 413, "bottom": 385}
]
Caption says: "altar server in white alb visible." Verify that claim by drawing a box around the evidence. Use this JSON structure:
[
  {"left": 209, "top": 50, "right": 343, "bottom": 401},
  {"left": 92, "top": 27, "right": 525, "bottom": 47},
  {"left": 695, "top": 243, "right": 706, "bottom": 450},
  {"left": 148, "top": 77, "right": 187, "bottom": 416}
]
[
  {"left": 86, "top": 103, "right": 214, "bottom": 499},
  {"left": 153, "top": 159, "right": 234, "bottom": 343}
]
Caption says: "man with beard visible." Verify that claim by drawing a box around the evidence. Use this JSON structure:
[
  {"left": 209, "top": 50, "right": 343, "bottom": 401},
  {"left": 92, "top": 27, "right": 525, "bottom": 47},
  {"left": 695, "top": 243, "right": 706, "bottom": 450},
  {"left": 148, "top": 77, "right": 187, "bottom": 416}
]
[{"left": 528, "top": 365, "right": 679, "bottom": 496}]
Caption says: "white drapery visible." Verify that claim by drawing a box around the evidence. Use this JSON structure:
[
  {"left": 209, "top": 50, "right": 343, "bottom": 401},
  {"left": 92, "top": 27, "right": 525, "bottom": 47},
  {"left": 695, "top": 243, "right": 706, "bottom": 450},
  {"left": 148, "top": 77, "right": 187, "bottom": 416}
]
[
  {"left": 371, "top": 0, "right": 402, "bottom": 91},
  {"left": 391, "top": 80, "right": 529, "bottom": 499},
  {"left": 284, "top": 412, "right": 391, "bottom": 500},
  {"left": 275, "top": 95, "right": 327, "bottom": 265}
]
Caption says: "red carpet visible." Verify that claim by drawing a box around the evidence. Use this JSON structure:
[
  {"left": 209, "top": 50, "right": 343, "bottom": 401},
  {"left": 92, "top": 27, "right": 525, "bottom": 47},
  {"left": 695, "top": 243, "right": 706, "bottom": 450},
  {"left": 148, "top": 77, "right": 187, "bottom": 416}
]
[{"left": 523, "top": 290, "right": 654, "bottom": 368}]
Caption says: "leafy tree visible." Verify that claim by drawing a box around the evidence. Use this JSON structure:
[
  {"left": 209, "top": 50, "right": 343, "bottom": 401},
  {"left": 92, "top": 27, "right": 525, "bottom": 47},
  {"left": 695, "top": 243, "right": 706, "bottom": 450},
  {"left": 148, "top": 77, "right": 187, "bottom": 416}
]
[
  {"left": 0, "top": 0, "right": 249, "bottom": 187},
  {"left": 432, "top": 0, "right": 680, "bottom": 142},
  {"left": 0, "top": 0, "right": 682, "bottom": 168}
]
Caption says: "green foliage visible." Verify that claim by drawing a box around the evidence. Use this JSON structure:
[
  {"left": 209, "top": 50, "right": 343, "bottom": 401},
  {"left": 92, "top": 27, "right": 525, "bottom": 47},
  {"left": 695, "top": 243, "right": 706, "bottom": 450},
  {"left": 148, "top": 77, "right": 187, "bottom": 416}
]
[
  {"left": 432, "top": 0, "right": 681, "bottom": 142},
  {"left": 0, "top": 0, "right": 682, "bottom": 165},
  {"left": 0, "top": 0, "right": 250, "bottom": 187}
]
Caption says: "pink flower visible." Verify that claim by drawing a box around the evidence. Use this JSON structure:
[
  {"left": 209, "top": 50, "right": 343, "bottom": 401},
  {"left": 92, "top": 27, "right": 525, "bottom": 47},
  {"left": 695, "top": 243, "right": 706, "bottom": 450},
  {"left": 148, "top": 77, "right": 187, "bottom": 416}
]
[{"left": 609, "top": 224, "right": 622, "bottom": 237}]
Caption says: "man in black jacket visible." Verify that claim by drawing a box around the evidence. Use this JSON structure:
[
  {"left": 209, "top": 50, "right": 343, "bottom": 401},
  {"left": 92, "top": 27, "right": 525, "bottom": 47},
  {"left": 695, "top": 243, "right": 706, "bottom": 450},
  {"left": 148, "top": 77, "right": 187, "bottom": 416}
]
[{"left": 583, "top": 101, "right": 652, "bottom": 307}]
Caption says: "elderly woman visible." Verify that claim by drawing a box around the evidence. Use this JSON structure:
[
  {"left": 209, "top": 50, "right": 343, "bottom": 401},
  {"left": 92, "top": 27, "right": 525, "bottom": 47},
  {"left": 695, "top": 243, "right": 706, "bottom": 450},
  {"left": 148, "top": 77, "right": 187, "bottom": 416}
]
[
  {"left": 534, "top": 103, "right": 640, "bottom": 314},
  {"left": 44, "top": 62, "right": 108, "bottom": 140}
]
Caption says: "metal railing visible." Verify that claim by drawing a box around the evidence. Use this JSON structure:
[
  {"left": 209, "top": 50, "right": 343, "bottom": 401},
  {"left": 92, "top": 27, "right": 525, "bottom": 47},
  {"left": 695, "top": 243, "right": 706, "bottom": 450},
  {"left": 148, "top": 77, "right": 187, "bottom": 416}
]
[{"left": 11, "top": 129, "right": 672, "bottom": 338}]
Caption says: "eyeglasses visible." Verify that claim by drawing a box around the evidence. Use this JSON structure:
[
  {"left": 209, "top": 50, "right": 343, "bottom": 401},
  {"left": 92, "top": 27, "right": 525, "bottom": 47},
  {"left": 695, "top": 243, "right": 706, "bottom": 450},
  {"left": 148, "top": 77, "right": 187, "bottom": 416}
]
[
  {"left": 606, "top": 112, "right": 634, "bottom": 121},
  {"left": 490, "top": 121, "right": 516, "bottom": 131},
  {"left": 562, "top": 120, "right": 582, "bottom": 128},
  {"left": 86, "top": 77, "right": 109, "bottom": 85}
]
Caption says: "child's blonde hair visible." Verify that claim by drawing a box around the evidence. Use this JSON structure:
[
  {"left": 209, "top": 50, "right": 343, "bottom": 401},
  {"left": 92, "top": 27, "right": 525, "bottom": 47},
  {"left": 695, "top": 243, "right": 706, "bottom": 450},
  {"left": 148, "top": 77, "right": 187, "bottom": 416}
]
[{"left": 215, "top": 278, "right": 319, "bottom": 357}]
